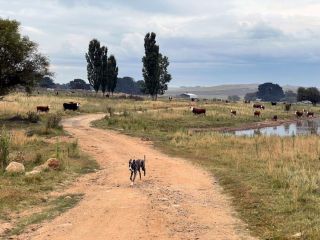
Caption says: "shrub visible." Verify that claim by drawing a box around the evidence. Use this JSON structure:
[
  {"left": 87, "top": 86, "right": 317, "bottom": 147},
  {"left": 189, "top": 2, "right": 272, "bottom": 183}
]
[
  {"left": 0, "top": 127, "right": 10, "bottom": 170},
  {"left": 46, "top": 114, "right": 62, "bottom": 129},
  {"left": 26, "top": 111, "right": 40, "bottom": 123},
  {"left": 106, "top": 107, "right": 114, "bottom": 117},
  {"left": 68, "top": 139, "right": 80, "bottom": 158},
  {"left": 285, "top": 104, "right": 292, "bottom": 111}
]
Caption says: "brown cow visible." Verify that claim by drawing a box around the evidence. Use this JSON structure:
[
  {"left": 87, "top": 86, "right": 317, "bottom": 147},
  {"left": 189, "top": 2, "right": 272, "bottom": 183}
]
[
  {"left": 295, "top": 111, "right": 304, "bottom": 118},
  {"left": 272, "top": 115, "right": 278, "bottom": 121},
  {"left": 36, "top": 106, "right": 50, "bottom": 113},
  {"left": 191, "top": 107, "right": 206, "bottom": 115},
  {"left": 307, "top": 112, "right": 314, "bottom": 118},
  {"left": 254, "top": 111, "right": 261, "bottom": 117},
  {"left": 230, "top": 110, "right": 237, "bottom": 116},
  {"left": 253, "top": 104, "right": 265, "bottom": 110}
]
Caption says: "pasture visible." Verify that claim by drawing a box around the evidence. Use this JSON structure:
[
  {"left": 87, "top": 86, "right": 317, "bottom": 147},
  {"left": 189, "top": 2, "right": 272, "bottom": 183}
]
[
  {"left": 93, "top": 98, "right": 320, "bottom": 239},
  {"left": 1, "top": 92, "right": 320, "bottom": 238}
]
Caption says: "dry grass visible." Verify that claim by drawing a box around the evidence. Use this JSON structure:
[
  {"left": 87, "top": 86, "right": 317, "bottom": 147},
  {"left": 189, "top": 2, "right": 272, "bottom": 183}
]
[
  {"left": 93, "top": 100, "right": 320, "bottom": 239},
  {"left": 168, "top": 132, "right": 320, "bottom": 238}
]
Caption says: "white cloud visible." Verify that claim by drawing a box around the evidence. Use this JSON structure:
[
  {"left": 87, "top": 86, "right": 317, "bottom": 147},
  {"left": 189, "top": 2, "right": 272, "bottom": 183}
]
[{"left": 1, "top": 0, "right": 320, "bottom": 86}]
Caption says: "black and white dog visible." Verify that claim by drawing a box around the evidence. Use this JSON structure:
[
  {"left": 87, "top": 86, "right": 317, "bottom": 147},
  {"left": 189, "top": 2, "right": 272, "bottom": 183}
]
[{"left": 129, "top": 156, "right": 146, "bottom": 185}]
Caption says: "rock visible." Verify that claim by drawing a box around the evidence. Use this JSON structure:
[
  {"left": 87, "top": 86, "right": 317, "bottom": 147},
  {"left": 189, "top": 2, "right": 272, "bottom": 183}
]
[
  {"left": 292, "top": 232, "right": 302, "bottom": 238},
  {"left": 5, "top": 162, "right": 25, "bottom": 174},
  {"left": 45, "top": 158, "right": 60, "bottom": 170},
  {"left": 33, "top": 164, "right": 48, "bottom": 172},
  {"left": 64, "top": 196, "right": 72, "bottom": 200},
  {"left": 25, "top": 170, "right": 41, "bottom": 176}
]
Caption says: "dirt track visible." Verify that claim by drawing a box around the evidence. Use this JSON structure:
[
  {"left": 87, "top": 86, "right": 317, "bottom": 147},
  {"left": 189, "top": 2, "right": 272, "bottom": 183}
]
[{"left": 22, "top": 114, "right": 255, "bottom": 240}]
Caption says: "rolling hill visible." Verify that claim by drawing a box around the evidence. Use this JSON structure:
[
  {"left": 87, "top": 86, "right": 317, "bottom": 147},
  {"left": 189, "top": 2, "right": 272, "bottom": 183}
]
[{"left": 165, "top": 84, "right": 299, "bottom": 99}]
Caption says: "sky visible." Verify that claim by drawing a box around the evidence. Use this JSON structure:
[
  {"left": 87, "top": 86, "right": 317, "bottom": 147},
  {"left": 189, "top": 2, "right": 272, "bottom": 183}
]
[{"left": 1, "top": 0, "right": 320, "bottom": 87}]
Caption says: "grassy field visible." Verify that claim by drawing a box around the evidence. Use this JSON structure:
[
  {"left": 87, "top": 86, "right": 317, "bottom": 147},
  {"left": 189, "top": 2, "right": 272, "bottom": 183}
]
[
  {"left": 0, "top": 93, "right": 99, "bottom": 237},
  {"left": 2, "top": 92, "right": 320, "bottom": 238},
  {"left": 93, "top": 98, "right": 320, "bottom": 239}
]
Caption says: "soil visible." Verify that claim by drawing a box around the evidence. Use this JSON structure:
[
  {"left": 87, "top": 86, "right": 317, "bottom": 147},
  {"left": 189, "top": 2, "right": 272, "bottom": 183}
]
[{"left": 17, "top": 114, "right": 255, "bottom": 240}]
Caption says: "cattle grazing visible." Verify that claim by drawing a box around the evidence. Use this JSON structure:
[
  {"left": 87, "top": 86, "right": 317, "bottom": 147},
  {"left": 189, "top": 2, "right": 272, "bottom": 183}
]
[
  {"left": 253, "top": 104, "right": 265, "bottom": 110},
  {"left": 295, "top": 111, "right": 304, "bottom": 118},
  {"left": 191, "top": 107, "right": 206, "bottom": 115},
  {"left": 105, "top": 94, "right": 110, "bottom": 98},
  {"left": 230, "top": 110, "right": 237, "bottom": 116},
  {"left": 63, "top": 102, "right": 80, "bottom": 111},
  {"left": 169, "top": 96, "right": 173, "bottom": 101},
  {"left": 271, "top": 102, "right": 277, "bottom": 106},
  {"left": 225, "top": 100, "right": 230, "bottom": 103},
  {"left": 307, "top": 112, "right": 314, "bottom": 118},
  {"left": 272, "top": 115, "right": 278, "bottom": 121},
  {"left": 244, "top": 100, "right": 251, "bottom": 104},
  {"left": 36, "top": 106, "right": 50, "bottom": 113},
  {"left": 129, "top": 157, "right": 146, "bottom": 185},
  {"left": 254, "top": 111, "right": 261, "bottom": 117}
]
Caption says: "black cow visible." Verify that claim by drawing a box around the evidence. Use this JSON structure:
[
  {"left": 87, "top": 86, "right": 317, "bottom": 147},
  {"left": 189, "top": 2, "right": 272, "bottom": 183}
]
[{"left": 63, "top": 102, "right": 80, "bottom": 111}]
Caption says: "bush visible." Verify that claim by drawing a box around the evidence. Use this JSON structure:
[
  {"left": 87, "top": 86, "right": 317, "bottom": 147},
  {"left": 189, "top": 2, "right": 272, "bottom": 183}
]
[
  {"left": 68, "top": 139, "right": 80, "bottom": 158},
  {"left": 46, "top": 114, "right": 62, "bottom": 129},
  {"left": 26, "top": 111, "right": 40, "bottom": 123},
  {"left": 106, "top": 107, "right": 114, "bottom": 117},
  {"left": 0, "top": 127, "right": 10, "bottom": 170}
]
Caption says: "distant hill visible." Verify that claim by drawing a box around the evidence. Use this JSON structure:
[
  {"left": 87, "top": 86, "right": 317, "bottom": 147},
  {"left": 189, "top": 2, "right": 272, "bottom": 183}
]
[{"left": 165, "top": 84, "right": 299, "bottom": 99}]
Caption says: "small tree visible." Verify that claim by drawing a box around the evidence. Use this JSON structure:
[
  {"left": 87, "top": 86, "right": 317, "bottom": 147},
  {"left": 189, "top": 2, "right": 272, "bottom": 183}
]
[
  {"left": 0, "top": 127, "right": 10, "bottom": 170},
  {"left": 39, "top": 76, "right": 55, "bottom": 88},
  {"left": 297, "top": 87, "right": 320, "bottom": 105},
  {"left": 100, "top": 46, "right": 108, "bottom": 96},
  {"left": 142, "top": 32, "right": 160, "bottom": 100},
  {"left": 85, "top": 39, "right": 103, "bottom": 94},
  {"left": 106, "top": 55, "right": 118, "bottom": 95},
  {"left": 142, "top": 33, "right": 171, "bottom": 100},
  {"left": 0, "top": 19, "right": 51, "bottom": 95},
  {"left": 284, "top": 90, "right": 297, "bottom": 103},
  {"left": 256, "top": 82, "right": 284, "bottom": 101},
  {"left": 69, "top": 79, "right": 91, "bottom": 90},
  {"left": 158, "top": 54, "right": 172, "bottom": 95}
]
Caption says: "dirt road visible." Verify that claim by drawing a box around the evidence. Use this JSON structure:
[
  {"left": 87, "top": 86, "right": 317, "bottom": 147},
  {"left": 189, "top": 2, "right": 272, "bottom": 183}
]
[{"left": 22, "top": 114, "right": 255, "bottom": 240}]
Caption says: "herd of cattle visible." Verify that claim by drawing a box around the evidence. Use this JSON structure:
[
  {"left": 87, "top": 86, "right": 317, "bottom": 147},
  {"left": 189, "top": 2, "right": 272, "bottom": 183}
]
[
  {"left": 191, "top": 102, "right": 316, "bottom": 121},
  {"left": 36, "top": 102, "right": 80, "bottom": 113}
]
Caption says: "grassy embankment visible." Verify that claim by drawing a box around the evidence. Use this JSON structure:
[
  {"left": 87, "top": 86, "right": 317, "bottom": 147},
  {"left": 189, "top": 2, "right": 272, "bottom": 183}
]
[
  {"left": 93, "top": 99, "right": 320, "bottom": 239},
  {"left": 0, "top": 93, "right": 100, "bottom": 237}
]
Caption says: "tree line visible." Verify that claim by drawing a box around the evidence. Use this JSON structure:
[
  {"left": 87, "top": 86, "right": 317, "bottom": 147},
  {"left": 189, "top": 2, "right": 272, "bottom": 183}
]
[
  {"left": 85, "top": 39, "right": 118, "bottom": 96},
  {"left": 85, "top": 32, "right": 172, "bottom": 99},
  {"left": 244, "top": 82, "right": 320, "bottom": 105},
  {"left": 0, "top": 18, "right": 172, "bottom": 99}
]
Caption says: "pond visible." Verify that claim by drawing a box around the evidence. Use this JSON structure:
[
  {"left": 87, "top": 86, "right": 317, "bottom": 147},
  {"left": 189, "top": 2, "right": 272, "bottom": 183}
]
[{"left": 234, "top": 118, "right": 320, "bottom": 137}]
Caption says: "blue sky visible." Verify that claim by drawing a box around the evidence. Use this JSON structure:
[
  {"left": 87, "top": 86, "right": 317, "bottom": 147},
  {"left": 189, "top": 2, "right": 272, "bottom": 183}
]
[{"left": 1, "top": 0, "right": 320, "bottom": 87}]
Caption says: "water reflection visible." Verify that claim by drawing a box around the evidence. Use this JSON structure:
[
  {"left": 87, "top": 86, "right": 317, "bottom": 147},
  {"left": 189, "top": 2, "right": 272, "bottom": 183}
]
[{"left": 235, "top": 119, "right": 320, "bottom": 137}]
